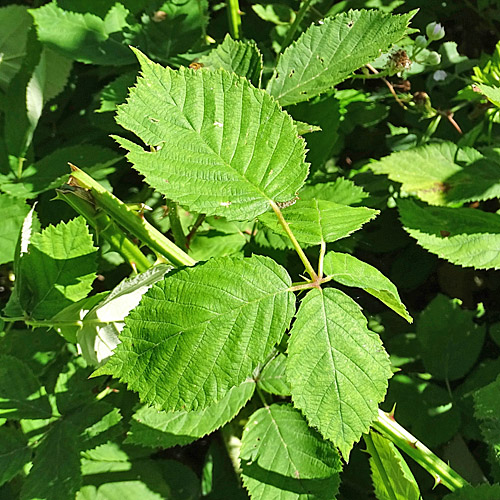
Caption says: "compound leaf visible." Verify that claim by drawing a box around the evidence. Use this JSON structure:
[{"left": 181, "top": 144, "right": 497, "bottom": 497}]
[
  {"left": 240, "top": 404, "right": 342, "bottom": 499},
  {"left": 199, "top": 34, "right": 263, "bottom": 87},
  {"left": 398, "top": 199, "right": 500, "bottom": 270},
  {"left": 267, "top": 9, "right": 414, "bottom": 106},
  {"left": 114, "top": 49, "right": 309, "bottom": 221},
  {"left": 287, "top": 288, "right": 392, "bottom": 459},
  {"left": 368, "top": 431, "right": 421, "bottom": 500},
  {"left": 126, "top": 380, "right": 255, "bottom": 448},
  {"left": 323, "top": 252, "right": 412, "bottom": 322},
  {"left": 0, "top": 355, "right": 52, "bottom": 420},
  {"left": 259, "top": 199, "right": 378, "bottom": 246},
  {"left": 96, "top": 255, "right": 295, "bottom": 411},
  {"left": 18, "top": 216, "right": 97, "bottom": 320}
]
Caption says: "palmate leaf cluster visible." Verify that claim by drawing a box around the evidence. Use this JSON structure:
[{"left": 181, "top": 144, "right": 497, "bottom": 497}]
[{"left": 2, "top": 0, "right": 500, "bottom": 499}]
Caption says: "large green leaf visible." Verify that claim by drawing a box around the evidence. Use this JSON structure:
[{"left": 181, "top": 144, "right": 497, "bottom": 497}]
[
  {"left": 368, "top": 431, "right": 421, "bottom": 500},
  {"left": 16, "top": 216, "right": 97, "bottom": 320},
  {"left": 0, "top": 5, "right": 32, "bottom": 91},
  {"left": 126, "top": 380, "right": 255, "bottom": 448},
  {"left": 21, "top": 420, "right": 82, "bottom": 500},
  {"left": 323, "top": 252, "right": 412, "bottom": 322},
  {"left": 29, "top": 2, "right": 135, "bottom": 65},
  {"left": 371, "top": 142, "right": 500, "bottom": 205},
  {"left": 0, "top": 427, "right": 31, "bottom": 487},
  {"left": 240, "top": 404, "right": 342, "bottom": 499},
  {"left": 398, "top": 199, "right": 500, "bottom": 269},
  {"left": 199, "top": 34, "right": 263, "bottom": 87},
  {"left": 267, "top": 9, "right": 414, "bottom": 106},
  {"left": 0, "top": 194, "right": 30, "bottom": 265},
  {"left": 0, "top": 355, "right": 52, "bottom": 420},
  {"left": 259, "top": 199, "right": 378, "bottom": 246},
  {"left": 418, "top": 295, "right": 485, "bottom": 381},
  {"left": 96, "top": 255, "right": 295, "bottom": 411},
  {"left": 114, "top": 49, "right": 309, "bottom": 221},
  {"left": 287, "top": 288, "right": 392, "bottom": 458}
]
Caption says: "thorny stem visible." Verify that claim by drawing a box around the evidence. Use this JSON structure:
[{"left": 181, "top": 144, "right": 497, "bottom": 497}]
[
  {"left": 366, "top": 63, "right": 407, "bottom": 108},
  {"left": 226, "top": 0, "right": 241, "bottom": 39},
  {"left": 373, "top": 409, "right": 468, "bottom": 491},
  {"left": 364, "top": 432, "right": 399, "bottom": 500},
  {"left": 270, "top": 200, "right": 318, "bottom": 281}
]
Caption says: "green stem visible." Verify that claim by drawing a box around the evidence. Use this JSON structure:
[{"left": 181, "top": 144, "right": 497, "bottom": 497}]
[
  {"left": 226, "top": 0, "right": 241, "bottom": 39},
  {"left": 56, "top": 187, "right": 152, "bottom": 273},
  {"left": 364, "top": 431, "right": 398, "bottom": 500},
  {"left": 318, "top": 241, "right": 326, "bottom": 278},
  {"left": 270, "top": 201, "right": 318, "bottom": 281},
  {"left": 166, "top": 201, "right": 187, "bottom": 249},
  {"left": 373, "top": 409, "right": 468, "bottom": 491},
  {"left": 280, "top": 0, "right": 314, "bottom": 54},
  {"left": 68, "top": 166, "right": 196, "bottom": 268},
  {"left": 256, "top": 386, "right": 270, "bottom": 408}
]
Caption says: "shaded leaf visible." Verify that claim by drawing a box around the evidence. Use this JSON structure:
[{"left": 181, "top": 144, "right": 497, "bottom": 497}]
[
  {"left": 398, "top": 199, "right": 500, "bottom": 269},
  {"left": 259, "top": 199, "right": 378, "bottom": 246},
  {"left": 258, "top": 353, "right": 291, "bottom": 396},
  {"left": 0, "top": 427, "right": 31, "bottom": 487},
  {"left": 267, "top": 10, "right": 414, "bottom": 106},
  {"left": 443, "top": 484, "right": 500, "bottom": 500},
  {"left": 96, "top": 255, "right": 295, "bottom": 411},
  {"left": 126, "top": 380, "right": 255, "bottom": 448},
  {"left": 114, "top": 49, "right": 308, "bottom": 221},
  {"left": 241, "top": 404, "right": 342, "bottom": 500},
  {"left": 323, "top": 252, "right": 412, "bottom": 322},
  {"left": 0, "top": 194, "right": 30, "bottom": 265},
  {"left": 287, "top": 288, "right": 392, "bottom": 458}
]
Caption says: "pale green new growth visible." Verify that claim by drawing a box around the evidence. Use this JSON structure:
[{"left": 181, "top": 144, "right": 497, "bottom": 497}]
[
  {"left": 287, "top": 288, "right": 392, "bottom": 459},
  {"left": 259, "top": 199, "right": 378, "bottom": 246},
  {"left": 267, "top": 9, "right": 414, "bottom": 106},
  {"left": 96, "top": 255, "right": 295, "bottom": 411},
  {"left": 115, "top": 49, "right": 309, "bottom": 221},
  {"left": 126, "top": 380, "right": 255, "bottom": 448},
  {"left": 241, "top": 404, "right": 342, "bottom": 499},
  {"left": 476, "top": 83, "right": 500, "bottom": 107},
  {"left": 398, "top": 199, "right": 500, "bottom": 269},
  {"left": 324, "top": 252, "right": 412, "bottom": 322}
]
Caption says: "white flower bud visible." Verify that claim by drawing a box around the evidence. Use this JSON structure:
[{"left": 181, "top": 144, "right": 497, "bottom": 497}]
[
  {"left": 415, "top": 35, "right": 428, "bottom": 49},
  {"left": 426, "top": 22, "right": 445, "bottom": 41},
  {"left": 426, "top": 51, "right": 441, "bottom": 66}
]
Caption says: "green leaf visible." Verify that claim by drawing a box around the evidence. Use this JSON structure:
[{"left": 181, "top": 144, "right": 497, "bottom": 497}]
[
  {"left": 97, "top": 255, "right": 295, "bottom": 411},
  {"left": 126, "top": 380, "right": 255, "bottom": 448},
  {"left": 443, "top": 484, "right": 500, "bottom": 500},
  {"left": 78, "top": 264, "right": 171, "bottom": 366},
  {"left": 199, "top": 34, "right": 263, "bottom": 87},
  {"left": 418, "top": 295, "right": 485, "bottom": 381},
  {"left": 287, "top": 288, "right": 392, "bottom": 458},
  {"left": 18, "top": 216, "right": 98, "bottom": 320},
  {"left": 0, "top": 145, "right": 120, "bottom": 199},
  {"left": 21, "top": 420, "right": 82, "bottom": 500},
  {"left": 29, "top": 1, "right": 135, "bottom": 65},
  {"left": 474, "top": 376, "right": 500, "bottom": 472},
  {"left": 367, "top": 431, "right": 421, "bottom": 500},
  {"left": 267, "top": 9, "right": 414, "bottom": 106},
  {"left": 299, "top": 178, "right": 368, "bottom": 205},
  {"left": 398, "top": 199, "right": 500, "bottom": 269},
  {"left": 0, "top": 355, "right": 52, "bottom": 420},
  {"left": 323, "top": 252, "right": 412, "bottom": 322},
  {"left": 371, "top": 142, "right": 500, "bottom": 205},
  {"left": 0, "top": 427, "right": 30, "bottom": 487},
  {"left": 114, "top": 49, "right": 309, "bottom": 221},
  {"left": 96, "top": 72, "right": 137, "bottom": 113},
  {"left": 293, "top": 120, "right": 322, "bottom": 135},
  {"left": 0, "top": 5, "right": 32, "bottom": 91},
  {"left": 476, "top": 83, "right": 500, "bottom": 107},
  {"left": 259, "top": 199, "right": 378, "bottom": 246},
  {"left": 240, "top": 404, "right": 342, "bottom": 499},
  {"left": 0, "top": 194, "right": 30, "bottom": 265},
  {"left": 258, "top": 353, "right": 291, "bottom": 396}
]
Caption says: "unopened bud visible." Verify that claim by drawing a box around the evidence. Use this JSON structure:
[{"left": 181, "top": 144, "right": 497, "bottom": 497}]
[
  {"left": 426, "top": 22, "right": 445, "bottom": 41},
  {"left": 426, "top": 51, "right": 441, "bottom": 66},
  {"left": 415, "top": 35, "right": 427, "bottom": 49}
]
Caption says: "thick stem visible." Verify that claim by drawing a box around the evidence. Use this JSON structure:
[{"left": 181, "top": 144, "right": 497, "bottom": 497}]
[
  {"left": 373, "top": 409, "right": 468, "bottom": 491},
  {"left": 364, "top": 432, "right": 399, "bottom": 500},
  {"left": 270, "top": 200, "right": 318, "bottom": 281},
  {"left": 68, "top": 165, "right": 196, "bottom": 268},
  {"left": 226, "top": 0, "right": 241, "bottom": 39}
]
